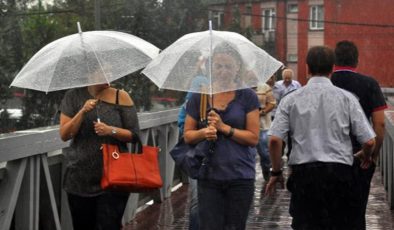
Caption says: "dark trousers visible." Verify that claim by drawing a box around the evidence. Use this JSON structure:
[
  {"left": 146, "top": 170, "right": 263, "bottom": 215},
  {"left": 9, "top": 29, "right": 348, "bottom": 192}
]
[
  {"left": 67, "top": 192, "right": 129, "bottom": 230},
  {"left": 198, "top": 179, "right": 255, "bottom": 230},
  {"left": 287, "top": 162, "right": 360, "bottom": 230},
  {"left": 352, "top": 158, "right": 376, "bottom": 230}
]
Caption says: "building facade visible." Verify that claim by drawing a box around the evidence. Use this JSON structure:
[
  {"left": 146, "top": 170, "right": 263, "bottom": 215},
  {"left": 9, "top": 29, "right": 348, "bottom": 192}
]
[{"left": 208, "top": 0, "right": 394, "bottom": 87}]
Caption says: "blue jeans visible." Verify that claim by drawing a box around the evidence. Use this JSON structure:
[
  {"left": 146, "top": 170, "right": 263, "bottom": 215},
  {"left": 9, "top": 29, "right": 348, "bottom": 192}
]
[
  {"left": 256, "top": 130, "right": 271, "bottom": 172},
  {"left": 189, "top": 178, "right": 199, "bottom": 230},
  {"left": 198, "top": 179, "right": 255, "bottom": 230}
]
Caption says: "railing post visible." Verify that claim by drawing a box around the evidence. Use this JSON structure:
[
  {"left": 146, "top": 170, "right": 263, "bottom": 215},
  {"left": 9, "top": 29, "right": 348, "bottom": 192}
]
[
  {"left": 382, "top": 110, "right": 394, "bottom": 209},
  {"left": 157, "top": 124, "right": 178, "bottom": 199},
  {"left": 388, "top": 135, "right": 394, "bottom": 209},
  {"left": 60, "top": 148, "right": 73, "bottom": 230},
  {"left": 0, "top": 159, "right": 27, "bottom": 230},
  {"left": 15, "top": 155, "right": 40, "bottom": 230}
]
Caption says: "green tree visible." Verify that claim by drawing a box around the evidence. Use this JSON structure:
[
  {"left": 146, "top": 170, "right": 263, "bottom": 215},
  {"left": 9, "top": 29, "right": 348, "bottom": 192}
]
[{"left": 0, "top": 0, "right": 33, "bottom": 132}]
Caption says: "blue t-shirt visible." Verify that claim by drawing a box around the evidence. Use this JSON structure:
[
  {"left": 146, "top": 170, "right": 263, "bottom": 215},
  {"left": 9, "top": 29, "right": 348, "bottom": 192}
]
[{"left": 186, "top": 88, "right": 259, "bottom": 181}]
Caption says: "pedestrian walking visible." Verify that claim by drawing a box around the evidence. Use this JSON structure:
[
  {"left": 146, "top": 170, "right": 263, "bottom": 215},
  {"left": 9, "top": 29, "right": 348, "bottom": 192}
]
[
  {"left": 255, "top": 76, "right": 276, "bottom": 182},
  {"left": 59, "top": 80, "right": 140, "bottom": 229},
  {"left": 331, "top": 40, "right": 387, "bottom": 230},
  {"left": 275, "top": 68, "right": 301, "bottom": 156},
  {"left": 184, "top": 43, "right": 260, "bottom": 230},
  {"left": 266, "top": 46, "right": 376, "bottom": 230}
]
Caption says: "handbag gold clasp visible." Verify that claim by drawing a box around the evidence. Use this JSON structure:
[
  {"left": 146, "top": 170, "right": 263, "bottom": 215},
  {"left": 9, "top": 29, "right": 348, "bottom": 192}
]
[{"left": 112, "top": 152, "right": 120, "bottom": 159}]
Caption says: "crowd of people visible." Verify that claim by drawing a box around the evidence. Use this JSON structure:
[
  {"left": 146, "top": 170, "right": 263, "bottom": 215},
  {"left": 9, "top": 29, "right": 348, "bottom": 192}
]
[{"left": 59, "top": 40, "right": 387, "bottom": 229}]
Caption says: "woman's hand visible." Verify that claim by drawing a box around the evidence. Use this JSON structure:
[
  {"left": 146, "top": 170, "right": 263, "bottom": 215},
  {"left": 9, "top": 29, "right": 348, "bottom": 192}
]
[
  {"left": 81, "top": 99, "right": 98, "bottom": 113},
  {"left": 93, "top": 121, "right": 112, "bottom": 136},
  {"left": 208, "top": 110, "right": 225, "bottom": 132},
  {"left": 60, "top": 99, "right": 98, "bottom": 141},
  {"left": 203, "top": 126, "right": 217, "bottom": 141}
]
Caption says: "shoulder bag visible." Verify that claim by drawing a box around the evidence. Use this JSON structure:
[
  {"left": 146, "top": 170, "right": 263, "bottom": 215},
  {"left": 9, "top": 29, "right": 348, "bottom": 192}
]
[
  {"left": 101, "top": 135, "right": 162, "bottom": 192},
  {"left": 100, "top": 89, "right": 162, "bottom": 192}
]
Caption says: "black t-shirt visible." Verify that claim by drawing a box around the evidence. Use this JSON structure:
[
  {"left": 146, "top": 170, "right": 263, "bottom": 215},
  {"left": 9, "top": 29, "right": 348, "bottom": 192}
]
[
  {"left": 59, "top": 87, "right": 140, "bottom": 195},
  {"left": 331, "top": 70, "right": 387, "bottom": 151}
]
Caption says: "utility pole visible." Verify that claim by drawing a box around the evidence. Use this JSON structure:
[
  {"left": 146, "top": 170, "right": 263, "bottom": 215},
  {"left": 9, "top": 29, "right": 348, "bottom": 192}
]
[{"left": 95, "top": 0, "right": 101, "bottom": 30}]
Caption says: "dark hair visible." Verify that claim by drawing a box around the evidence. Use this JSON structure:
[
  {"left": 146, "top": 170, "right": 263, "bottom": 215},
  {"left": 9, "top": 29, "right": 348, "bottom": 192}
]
[
  {"left": 335, "top": 40, "right": 358, "bottom": 67},
  {"left": 306, "top": 46, "right": 335, "bottom": 76}
]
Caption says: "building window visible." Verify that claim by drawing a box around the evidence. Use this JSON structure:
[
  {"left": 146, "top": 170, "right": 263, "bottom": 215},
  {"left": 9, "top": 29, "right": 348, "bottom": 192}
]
[
  {"left": 246, "top": 4, "right": 252, "bottom": 15},
  {"left": 212, "top": 11, "right": 224, "bottom": 29},
  {"left": 288, "top": 4, "right": 298, "bottom": 13},
  {"left": 233, "top": 4, "right": 238, "bottom": 14},
  {"left": 309, "top": 5, "right": 324, "bottom": 30},
  {"left": 262, "top": 8, "right": 276, "bottom": 31},
  {"left": 287, "top": 54, "right": 298, "bottom": 62}
]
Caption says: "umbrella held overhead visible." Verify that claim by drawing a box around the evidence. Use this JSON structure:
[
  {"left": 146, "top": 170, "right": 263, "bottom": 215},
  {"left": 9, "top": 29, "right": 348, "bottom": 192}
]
[
  {"left": 10, "top": 23, "right": 160, "bottom": 92},
  {"left": 142, "top": 28, "right": 283, "bottom": 95}
]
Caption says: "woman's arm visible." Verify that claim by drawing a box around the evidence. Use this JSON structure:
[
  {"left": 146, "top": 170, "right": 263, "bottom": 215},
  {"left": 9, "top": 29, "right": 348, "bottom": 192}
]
[
  {"left": 208, "top": 109, "right": 260, "bottom": 146},
  {"left": 59, "top": 99, "right": 97, "bottom": 141}
]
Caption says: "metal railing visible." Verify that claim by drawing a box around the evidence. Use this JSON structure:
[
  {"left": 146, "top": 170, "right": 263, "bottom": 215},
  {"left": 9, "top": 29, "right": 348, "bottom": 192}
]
[
  {"left": 380, "top": 106, "right": 394, "bottom": 210},
  {"left": 0, "top": 109, "right": 180, "bottom": 230},
  {"left": 1, "top": 95, "right": 394, "bottom": 230}
]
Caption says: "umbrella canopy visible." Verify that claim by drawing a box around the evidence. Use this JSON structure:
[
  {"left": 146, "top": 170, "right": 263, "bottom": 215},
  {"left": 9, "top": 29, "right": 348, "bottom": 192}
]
[
  {"left": 10, "top": 24, "right": 160, "bottom": 92},
  {"left": 142, "top": 29, "right": 282, "bottom": 95}
]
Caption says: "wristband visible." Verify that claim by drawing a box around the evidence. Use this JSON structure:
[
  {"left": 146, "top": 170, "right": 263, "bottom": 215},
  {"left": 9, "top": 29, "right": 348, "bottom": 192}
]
[
  {"left": 270, "top": 168, "right": 283, "bottom": 177},
  {"left": 226, "top": 127, "right": 234, "bottom": 138}
]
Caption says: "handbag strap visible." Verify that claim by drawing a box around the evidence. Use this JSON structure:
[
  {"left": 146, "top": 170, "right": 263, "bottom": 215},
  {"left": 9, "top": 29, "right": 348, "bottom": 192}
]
[
  {"left": 113, "top": 89, "right": 144, "bottom": 153},
  {"left": 115, "top": 89, "right": 120, "bottom": 105},
  {"left": 130, "top": 133, "right": 145, "bottom": 154}
]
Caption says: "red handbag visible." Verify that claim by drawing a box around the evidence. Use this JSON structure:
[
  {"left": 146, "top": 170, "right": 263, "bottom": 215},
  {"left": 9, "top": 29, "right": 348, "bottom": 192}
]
[{"left": 101, "top": 138, "right": 163, "bottom": 192}]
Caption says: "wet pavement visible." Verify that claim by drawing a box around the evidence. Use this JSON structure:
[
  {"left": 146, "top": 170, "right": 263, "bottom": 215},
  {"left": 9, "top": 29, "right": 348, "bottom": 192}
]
[{"left": 123, "top": 165, "right": 394, "bottom": 230}]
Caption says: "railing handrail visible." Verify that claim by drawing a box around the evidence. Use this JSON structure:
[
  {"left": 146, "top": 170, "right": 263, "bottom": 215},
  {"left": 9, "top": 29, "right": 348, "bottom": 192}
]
[{"left": 0, "top": 109, "right": 179, "bottom": 163}]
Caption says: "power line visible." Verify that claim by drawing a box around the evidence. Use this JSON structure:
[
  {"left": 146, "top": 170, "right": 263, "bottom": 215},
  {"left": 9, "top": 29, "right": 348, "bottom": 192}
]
[
  {"left": 208, "top": 8, "right": 394, "bottom": 29},
  {"left": 1, "top": 2, "right": 127, "bottom": 17}
]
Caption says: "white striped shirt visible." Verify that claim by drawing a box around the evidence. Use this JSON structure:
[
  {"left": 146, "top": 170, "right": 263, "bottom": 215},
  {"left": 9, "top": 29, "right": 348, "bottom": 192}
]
[{"left": 269, "top": 77, "right": 375, "bottom": 166}]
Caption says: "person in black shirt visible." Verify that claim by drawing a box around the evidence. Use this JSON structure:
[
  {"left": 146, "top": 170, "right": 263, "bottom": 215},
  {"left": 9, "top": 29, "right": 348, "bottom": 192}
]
[{"left": 331, "top": 40, "right": 387, "bottom": 230}]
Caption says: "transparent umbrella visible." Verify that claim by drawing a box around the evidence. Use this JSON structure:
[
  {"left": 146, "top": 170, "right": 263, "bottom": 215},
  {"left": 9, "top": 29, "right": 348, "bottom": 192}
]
[
  {"left": 10, "top": 22, "right": 160, "bottom": 92},
  {"left": 142, "top": 23, "right": 282, "bottom": 95}
]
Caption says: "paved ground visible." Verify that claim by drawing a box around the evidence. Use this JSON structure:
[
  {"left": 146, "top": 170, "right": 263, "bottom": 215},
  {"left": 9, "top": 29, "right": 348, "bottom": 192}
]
[{"left": 124, "top": 165, "right": 394, "bottom": 230}]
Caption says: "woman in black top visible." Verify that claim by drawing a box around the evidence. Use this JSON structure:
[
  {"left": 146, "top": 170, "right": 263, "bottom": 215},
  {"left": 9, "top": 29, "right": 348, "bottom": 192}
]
[{"left": 59, "top": 83, "right": 139, "bottom": 230}]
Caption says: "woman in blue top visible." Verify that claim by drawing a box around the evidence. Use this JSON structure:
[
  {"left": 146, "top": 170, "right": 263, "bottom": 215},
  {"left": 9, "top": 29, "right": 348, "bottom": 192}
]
[{"left": 184, "top": 43, "right": 260, "bottom": 230}]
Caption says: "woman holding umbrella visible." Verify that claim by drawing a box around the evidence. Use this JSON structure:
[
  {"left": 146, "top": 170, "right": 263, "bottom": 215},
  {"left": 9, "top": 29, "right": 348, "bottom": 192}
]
[
  {"left": 183, "top": 43, "right": 260, "bottom": 230},
  {"left": 59, "top": 68, "right": 140, "bottom": 229}
]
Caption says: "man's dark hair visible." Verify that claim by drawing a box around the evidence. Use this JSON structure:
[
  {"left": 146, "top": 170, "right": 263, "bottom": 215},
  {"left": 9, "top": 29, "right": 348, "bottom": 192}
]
[
  {"left": 335, "top": 40, "right": 358, "bottom": 67},
  {"left": 306, "top": 46, "right": 335, "bottom": 76}
]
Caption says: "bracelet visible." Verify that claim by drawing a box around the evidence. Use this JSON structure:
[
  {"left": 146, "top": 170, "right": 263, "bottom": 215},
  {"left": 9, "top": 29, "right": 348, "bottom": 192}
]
[{"left": 226, "top": 127, "right": 234, "bottom": 138}]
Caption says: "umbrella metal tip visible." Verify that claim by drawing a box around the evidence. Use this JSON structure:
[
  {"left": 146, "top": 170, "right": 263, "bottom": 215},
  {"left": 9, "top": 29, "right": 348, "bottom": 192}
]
[{"left": 77, "top": 22, "right": 82, "bottom": 34}]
